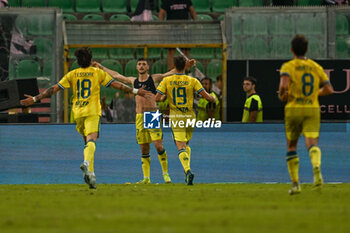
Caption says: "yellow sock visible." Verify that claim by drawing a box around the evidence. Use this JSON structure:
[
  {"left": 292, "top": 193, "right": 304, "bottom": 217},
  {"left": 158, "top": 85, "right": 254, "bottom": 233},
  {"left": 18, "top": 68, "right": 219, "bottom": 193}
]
[
  {"left": 141, "top": 154, "right": 151, "bottom": 178},
  {"left": 84, "top": 140, "right": 96, "bottom": 173},
  {"left": 286, "top": 151, "right": 299, "bottom": 183},
  {"left": 186, "top": 145, "right": 191, "bottom": 165},
  {"left": 309, "top": 146, "right": 321, "bottom": 168},
  {"left": 178, "top": 149, "right": 190, "bottom": 173},
  {"left": 158, "top": 149, "right": 168, "bottom": 174}
]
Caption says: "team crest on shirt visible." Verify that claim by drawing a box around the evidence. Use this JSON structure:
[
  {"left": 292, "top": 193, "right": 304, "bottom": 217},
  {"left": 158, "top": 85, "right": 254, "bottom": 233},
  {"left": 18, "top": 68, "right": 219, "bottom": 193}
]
[{"left": 143, "top": 110, "right": 162, "bottom": 129}]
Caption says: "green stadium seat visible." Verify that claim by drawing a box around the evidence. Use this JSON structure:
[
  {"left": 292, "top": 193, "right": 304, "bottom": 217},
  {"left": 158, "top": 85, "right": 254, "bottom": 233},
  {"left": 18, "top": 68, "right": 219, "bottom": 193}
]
[
  {"left": 110, "top": 48, "right": 134, "bottom": 59},
  {"left": 49, "top": 0, "right": 75, "bottom": 13},
  {"left": 297, "top": 0, "right": 309, "bottom": 5},
  {"left": 28, "top": 15, "right": 54, "bottom": 36},
  {"left": 197, "top": 14, "right": 213, "bottom": 21},
  {"left": 130, "top": 0, "right": 139, "bottom": 12},
  {"left": 76, "top": 0, "right": 101, "bottom": 13},
  {"left": 297, "top": 0, "right": 322, "bottom": 5},
  {"left": 295, "top": 14, "right": 323, "bottom": 35},
  {"left": 109, "top": 14, "right": 130, "bottom": 21},
  {"left": 34, "top": 37, "right": 53, "bottom": 59},
  {"left": 136, "top": 48, "right": 162, "bottom": 59},
  {"left": 307, "top": 37, "right": 324, "bottom": 58},
  {"left": 270, "top": 15, "right": 294, "bottom": 35},
  {"left": 69, "top": 48, "right": 77, "bottom": 59},
  {"left": 189, "top": 60, "right": 204, "bottom": 74},
  {"left": 190, "top": 48, "right": 215, "bottom": 59},
  {"left": 212, "top": 0, "right": 237, "bottom": 13},
  {"left": 82, "top": 14, "right": 105, "bottom": 21},
  {"left": 152, "top": 14, "right": 159, "bottom": 21},
  {"left": 270, "top": 37, "right": 292, "bottom": 59},
  {"left": 8, "top": 60, "right": 15, "bottom": 80},
  {"left": 239, "top": 0, "right": 263, "bottom": 7},
  {"left": 70, "top": 60, "right": 79, "bottom": 70},
  {"left": 100, "top": 59, "right": 123, "bottom": 74},
  {"left": 336, "top": 14, "right": 349, "bottom": 36},
  {"left": 125, "top": 59, "right": 138, "bottom": 77},
  {"left": 218, "top": 15, "right": 225, "bottom": 21},
  {"left": 243, "top": 15, "right": 268, "bottom": 35},
  {"left": 192, "top": 0, "right": 210, "bottom": 13},
  {"left": 8, "top": 0, "right": 21, "bottom": 7},
  {"left": 100, "top": 86, "right": 118, "bottom": 105},
  {"left": 40, "top": 60, "right": 53, "bottom": 88},
  {"left": 102, "top": 0, "right": 127, "bottom": 13},
  {"left": 21, "top": 0, "right": 47, "bottom": 7},
  {"left": 15, "top": 15, "right": 29, "bottom": 35},
  {"left": 216, "top": 48, "right": 223, "bottom": 59},
  {"left": 152, "top": 59, "right": 168, "bottom": 74},
  {"left": 336, "top": 37, "right": 348, "bottom": 58},
  {"left": 16, "top": 59, "right": 41, "bottom": 79},
  {"left": 63, "top": 14, "right": 77, "bottom": 21},
  {"left": 242, "top": 37, "right": 269, "bottom": 59},
  {"left": 90, "top": 48, "right": 109, "bottom": 59},
  {"left": 206, "top": 60, "right": 222, "bottom": 80}
]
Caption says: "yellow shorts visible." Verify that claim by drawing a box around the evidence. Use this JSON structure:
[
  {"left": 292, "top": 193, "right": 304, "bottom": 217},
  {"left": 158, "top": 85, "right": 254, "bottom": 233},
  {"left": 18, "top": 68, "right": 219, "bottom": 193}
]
[
  {"left": 136, "top": 113, "right": 162, "bottom": 144},
  {"left": 75, "top": 115, "right": 100, "bottom": 137},
  {"left": 284, "top": 107, "right": 320, "bottom": 140},
  {"left": 171, "top": 127, "right": 194, "bottom": 142}
]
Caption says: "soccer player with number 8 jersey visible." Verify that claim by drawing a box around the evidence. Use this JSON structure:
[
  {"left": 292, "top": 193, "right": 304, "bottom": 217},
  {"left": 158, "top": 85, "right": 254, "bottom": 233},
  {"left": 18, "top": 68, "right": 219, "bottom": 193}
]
[
  {"left": 20, "top": 47, "right": 151, "bottom": 189},
  {"left": 278, "top": 35, "right": 334, "bottom": 195}
]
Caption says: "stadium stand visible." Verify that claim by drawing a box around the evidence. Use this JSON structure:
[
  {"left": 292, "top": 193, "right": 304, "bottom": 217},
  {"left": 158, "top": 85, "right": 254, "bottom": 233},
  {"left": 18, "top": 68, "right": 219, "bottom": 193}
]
[
  {"left": 15, "top": 59, "right": 41, "bottom": 79},
  {"left": 336, "top": 14, "right": 349, "bottom": 35},
  {"left": 189, "top": 60, "right": 204, "bottom": 74},
  {"left": 295, "top": 14, "right": 324, "bottom": 35},
  {"left": 212, "top": 0, "right": 237, "bottom": 12},
  {"left": 297, "top": 0, "right": 322, "bottom": 6},
  {"left": 192, "top": 0, "right": 211, "bottom": 13},
  {"left": 125, "top": 59, "right": 138, "bottom": 77},
  {"left": 270, "top": 15, "right": 294, "bottom": 35},
  {"left": 218, "top": 15, "right": 225, "bottom": 21},
  {"left": 102, "top": 0, "right": 127, "bottom": 13},
  {"left": 197, "top": 14, "right": 213, "bottom": 21},
  {"left": 270, "top": 37, "right": 291, "bottom": 58},
  {"left": 70, "top": 60, "right": 79, "bottom": 70},
  {"left": 238, "top": 0, "right": 263, "bottom": 7},
  {"left": 216, "top": 48, "right": 222, "bottom": 59},
  {"left": 136, "top": 48, "right": 162, "bottom": 59},
  {"left": 48, "top": 0, "right": 75, "bottom": 13},
  {"left": 28, "top": 15, "right": 54, "bottom": 35},
  {"left": 206, "top": 60, "right": 222, "bottom": 80},
  {"left": 336, "top": 37, "right": 348, "bottom": 58},
  {"left": 7, "top": 0, "right": 21, "bottom": 7},
  {"left": 191, "top": 48, "right": 215, "bottom": 59},
  {"left": 63, "top": 14, "right": 77, "bottom": 21},
  {"left": 90, "top": 48, "right": 109, "bottom": 59},
  {"left": 75, "top": 0, "right": 101, "bottom": 13},
  {"left": 100, "top": 86, "right": 118, "bottom": 105},
  {"left": 242, "top": 37, "right": 269, "bottom": 58},
  {"left": 110, "top": 48, "right": 134, "bottom": 59},
  {"left": 82, "top": 14, "right": 105, "bottom": 21},
  {"left": 100, "top": 59, "right": 123, "bottom": 74},
  {"left": 34, "top": 37, "right": 53, "bottom": 59},
  {"left": 109, "top": 14, "right": 131, "bottom": 21},
  {"left": 21, "top": 0, "right": 47, "bottom": 7},
  {"left": 152, "top": 14, "right": 159, "bottom": 21},
  {"left": 243, "top": 15, "right": 268, "bottom": 35},
  {"left": 130, "top": 0, "right": 139, "bottom": 12},
  {"left": 151, "top": 59, "right": 168, "bottom": 74}
]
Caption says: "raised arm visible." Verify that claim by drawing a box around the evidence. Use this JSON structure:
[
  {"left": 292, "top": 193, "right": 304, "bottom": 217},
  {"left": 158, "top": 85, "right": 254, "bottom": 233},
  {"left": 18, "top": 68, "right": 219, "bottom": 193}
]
[
  {"left": 109, "top": 80, "right": 151, "bottom": 98},
  {"left": 155, "top": 92, "right": 166, "bottom": 102},
  {"left": 92, "top": 61, "right": 136, "bottom": 85},
  {"left": 152, "top": 68, "right": 176, "bottom": 83},
  {"left": 20, "top": 84, "right": 61, "bottom": 107},
  {"left": 278, "top": 75, "right": 289, "bottom": 102}
]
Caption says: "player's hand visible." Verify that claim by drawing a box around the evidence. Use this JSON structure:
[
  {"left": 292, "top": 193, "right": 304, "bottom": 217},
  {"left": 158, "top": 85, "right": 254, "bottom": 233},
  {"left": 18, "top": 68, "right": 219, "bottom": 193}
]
[
  {"left": 185, "top": 59, "right": 196, "bottom": 69},
  {"left": 137, "top": 86, "right": 153, "bottom": 98},
  {"left": 91, "top": 61, "right": 103, "bottom": 69},
  {"left": 20, "top": 94, "right": 35, "bottom": 107}
]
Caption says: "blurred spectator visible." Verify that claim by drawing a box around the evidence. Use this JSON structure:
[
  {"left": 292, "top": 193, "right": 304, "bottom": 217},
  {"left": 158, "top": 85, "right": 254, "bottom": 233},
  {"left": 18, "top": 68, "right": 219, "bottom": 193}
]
[
  {"left": 323, "top": 0, "right": 349, "bottom": 5},
  {"left": 159, "top": 0, "right": 197, "bottom": 70},
  {"left": 111, "top": 91, "right": 136, "bottom": 123},
  {"left": 0, "top": 0, "right": 8, "bottom": 7},
  {"left": 131, "top": 0, "right": 153, "bottom": 22},
  {"left": 101, "top": 96, "right": 113, "bottom": 123},
  {"left": 212, "top": 74, "right": 222, "bottom": 101},
  {"left": 272, "top": 0, "right": 294, "bottom": 5},
  {"left": 197, "top": 77, "right": 220, "bottom": 121}
]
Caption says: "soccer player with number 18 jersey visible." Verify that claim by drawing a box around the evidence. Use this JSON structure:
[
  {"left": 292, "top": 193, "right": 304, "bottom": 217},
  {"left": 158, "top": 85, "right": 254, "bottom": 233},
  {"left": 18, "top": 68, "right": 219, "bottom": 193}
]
[
  {"left": 278, "top": 35, "right": 334, "bottom": 195},
  {"left": 21, "top": 47, "right": 150, "bottom": 189}
]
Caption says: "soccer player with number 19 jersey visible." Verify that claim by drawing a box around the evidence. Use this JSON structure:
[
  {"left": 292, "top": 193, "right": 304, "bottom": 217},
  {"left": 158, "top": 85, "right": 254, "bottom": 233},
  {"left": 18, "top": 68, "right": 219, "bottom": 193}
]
[
  {"left": 21, "top": 47, "right": 150, "bottom": 189},
  {"left": 156, "top": 56, "right": 216, "bottom": 185},
  {"left": 278, "top": 35, "right": 334, "bottom": 195}
]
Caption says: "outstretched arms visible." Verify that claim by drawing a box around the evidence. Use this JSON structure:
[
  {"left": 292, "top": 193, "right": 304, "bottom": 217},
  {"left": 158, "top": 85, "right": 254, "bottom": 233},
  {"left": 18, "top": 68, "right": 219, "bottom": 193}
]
[
  {"left": 20, "top": 84, "right": 61, "bottom": 107},
  {"left": 152, "top": 59, "right": 197, "bottom": 83},
  {"left": 92, "top": 62, "right": 136, "bottom": 85}
]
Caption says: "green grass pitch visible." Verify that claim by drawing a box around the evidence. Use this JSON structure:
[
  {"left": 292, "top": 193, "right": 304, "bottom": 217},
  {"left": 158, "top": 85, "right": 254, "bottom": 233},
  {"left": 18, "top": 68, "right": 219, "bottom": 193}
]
[{"left": 0, "top": 183, "right": 349, "bottom": 233}]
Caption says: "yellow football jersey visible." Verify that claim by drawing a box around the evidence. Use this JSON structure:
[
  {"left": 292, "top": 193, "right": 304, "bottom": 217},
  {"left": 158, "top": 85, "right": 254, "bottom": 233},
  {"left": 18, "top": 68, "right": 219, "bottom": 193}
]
[
  {"left": 156, "top": 74, "right": 204, "bottom": 117},
  {"left": 58, "top": 66, "right": 114, "bottom": 119},
  {"left": 280, "top": 58, "right": 330, "bottom": 109}
]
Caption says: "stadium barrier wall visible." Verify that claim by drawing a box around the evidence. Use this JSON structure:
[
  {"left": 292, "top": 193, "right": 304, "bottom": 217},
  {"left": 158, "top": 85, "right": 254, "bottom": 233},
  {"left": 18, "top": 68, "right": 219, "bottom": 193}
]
[{"left": 0, "top": 123, "right": 349, "bottom": 184}]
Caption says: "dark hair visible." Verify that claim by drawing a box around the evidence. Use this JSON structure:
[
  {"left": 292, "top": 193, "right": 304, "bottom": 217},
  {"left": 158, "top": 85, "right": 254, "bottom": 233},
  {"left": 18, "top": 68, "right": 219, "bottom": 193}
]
[
  {"left": 174, "top": 56, "right": 186, "bottom": 71},
  {"left": 137, "top": 57, "right": 148, "bottom": 63},
  {"left": 291, "top": 34, "right": 308, "bottom": 56},
  {"left": 75, "top": 47, "right": 92, "bottom": 68},
  {"left": 243, "top": 76, "right": 257, "bottom": 85},
  {"left": 201, "top": 77, "right": 213, "bottom": 85}
]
